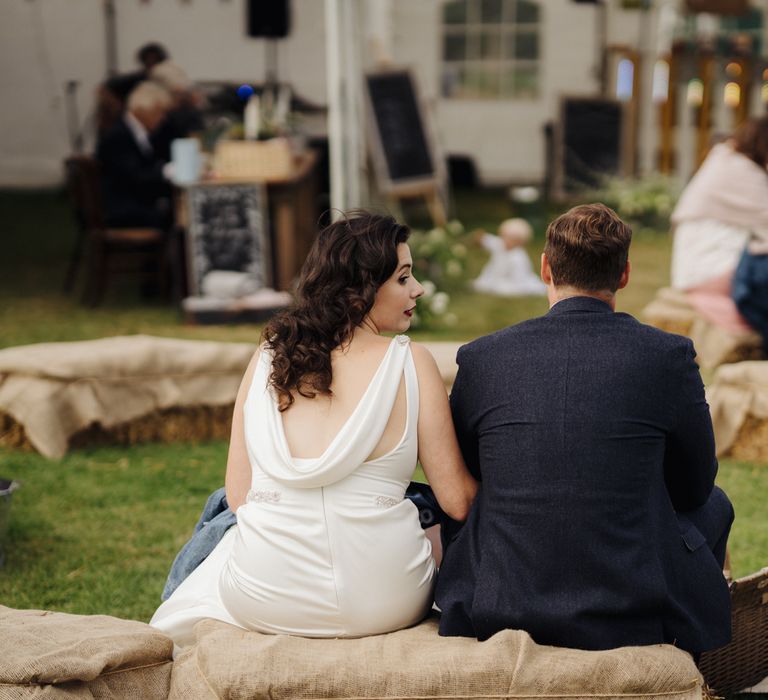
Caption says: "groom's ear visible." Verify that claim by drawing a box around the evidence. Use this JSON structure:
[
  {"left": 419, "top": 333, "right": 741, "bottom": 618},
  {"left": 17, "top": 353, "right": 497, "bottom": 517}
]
[
  {"left": 540, "top": 253, "right": 552, "bottom": 285},
  {"left": 617, "top": 260, "right": 631, "bottom": 290}
]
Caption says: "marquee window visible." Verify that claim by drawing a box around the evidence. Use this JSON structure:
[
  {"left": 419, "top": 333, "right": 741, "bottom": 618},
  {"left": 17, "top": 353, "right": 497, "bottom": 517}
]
[{"left": 441, "top": 0, "right": 541, "bottom": 99}]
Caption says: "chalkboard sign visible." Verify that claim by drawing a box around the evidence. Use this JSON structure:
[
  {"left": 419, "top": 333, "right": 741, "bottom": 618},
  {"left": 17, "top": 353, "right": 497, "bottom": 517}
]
[
  {"left": 556, "top": 97, "right": 623, "bottom": 194},
  {"left": 184, "top": 183, "right": 270, "bottom": 295},
  {"left": 365, "top": 69, "right": 438, "bottom": 193}
]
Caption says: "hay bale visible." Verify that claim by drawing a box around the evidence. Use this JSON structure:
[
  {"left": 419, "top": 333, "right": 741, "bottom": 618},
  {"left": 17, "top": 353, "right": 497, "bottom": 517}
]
[
  {"left": 689, "top": 318, "right": 765, "bottom": 370},
  {"left": 708, "top": 361, "right": 768, "bottom": 460},
  {"left": 0, "top": 411, "right": 33, "bottom": 451},
  {"left": 642, "top": 287, "right": 697, "bottom": 337},
  {"left": 646, "top": 318, "right": 695, "bottom": 336},
  {"left": 1, "top": 405, "right": 234, "bottom": 455},
  {"left": 0, "top": 335, "right": 254, "bottom": 458},
  {"left": 727, "top": 415, "right": 768, "bottom": 463},
  {"left": 716, "top": 337, "right": 766, "bottom": 366}
]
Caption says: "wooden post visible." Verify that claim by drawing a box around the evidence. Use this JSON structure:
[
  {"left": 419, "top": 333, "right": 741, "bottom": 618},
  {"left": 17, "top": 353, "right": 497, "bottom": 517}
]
[
  {"left": 621, "top": 49, "right": 641, "bottom": 177},
  {"left": 695, "top": 50, "right": 715, "bottom": 169},
  {"left": 657, "top": 53, "right": 677, "bottom": 174},
  {"left": 734, "top": 55, "right": 753, "bottom": 127}
]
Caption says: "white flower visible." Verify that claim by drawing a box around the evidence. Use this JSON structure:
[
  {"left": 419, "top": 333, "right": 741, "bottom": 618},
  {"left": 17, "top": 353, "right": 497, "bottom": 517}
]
[
  {"left": 430, "top": 292, "right": 449, "bottom": 315},
  {"left": 421, "top": 280, "right": 436, "bottom": 297},
  {"left": 446, "top": 220, "right": 465, "bottom": 236},
  {"left": 446, "top": 260, "right": 462, "bottom": 277},
  {"left": 427, "top": 227, "right": 446, "bottom": 243},
  {"left": 451, "top": 243, "right": 467, "bottom": 258}
]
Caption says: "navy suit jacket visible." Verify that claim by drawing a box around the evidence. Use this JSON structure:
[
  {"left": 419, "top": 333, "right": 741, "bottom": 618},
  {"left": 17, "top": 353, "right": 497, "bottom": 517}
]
[
  {"left": 435, "top": 296, "right": 731, "bottom": 653},
  {"left": 96, "top": 116, "right": 170, "bottom": 228}
]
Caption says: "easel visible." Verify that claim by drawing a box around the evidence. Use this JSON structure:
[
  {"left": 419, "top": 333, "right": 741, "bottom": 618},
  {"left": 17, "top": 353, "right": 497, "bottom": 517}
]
[
  {"left": 695, "top": 49, "right": 716, "bottom": 169},
  {"left": 387, "top": 182, "right": 447, "bottom": 228},
  {"left": 364, "top": 68, "right": 448, "bottom": 229}
]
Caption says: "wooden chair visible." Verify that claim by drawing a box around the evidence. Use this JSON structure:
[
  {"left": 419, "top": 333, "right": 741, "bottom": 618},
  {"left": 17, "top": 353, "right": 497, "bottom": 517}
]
[{"left": 63, "top": 155, "right": 170, "bottom": 306}]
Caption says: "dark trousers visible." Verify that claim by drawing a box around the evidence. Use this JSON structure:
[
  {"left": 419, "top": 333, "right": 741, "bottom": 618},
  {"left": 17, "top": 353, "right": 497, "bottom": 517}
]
[{"left": 679, "top": 486, "right": 734, "bottom": 663}]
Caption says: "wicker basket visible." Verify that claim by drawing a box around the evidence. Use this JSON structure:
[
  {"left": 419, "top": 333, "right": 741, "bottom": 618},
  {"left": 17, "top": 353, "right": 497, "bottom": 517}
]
[
  {"left": 213, "top": 138, "right": 293, "bottom": 180},
  {"left": 699, "top": 567, "right": 768, "bottom": 693}
]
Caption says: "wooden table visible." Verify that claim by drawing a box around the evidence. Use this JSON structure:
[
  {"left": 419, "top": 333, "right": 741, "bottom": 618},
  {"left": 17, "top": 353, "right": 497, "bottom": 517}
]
[{"left": 175, "top": 149, "right": 320, "bottom": 293}]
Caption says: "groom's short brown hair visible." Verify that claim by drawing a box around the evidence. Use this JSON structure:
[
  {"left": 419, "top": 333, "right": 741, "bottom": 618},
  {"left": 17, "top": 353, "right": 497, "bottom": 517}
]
[{"left": 544, "top": 203, "right": 632, "bottom": 293}]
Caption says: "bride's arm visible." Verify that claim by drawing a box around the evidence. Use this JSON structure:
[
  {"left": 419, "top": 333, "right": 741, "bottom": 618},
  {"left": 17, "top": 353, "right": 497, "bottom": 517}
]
[
  {"left": 411, "top": 343, "right": 478, "bottom": 522},
  {"left": 224, "top": 349, "right": 261, "bottom": 512}
]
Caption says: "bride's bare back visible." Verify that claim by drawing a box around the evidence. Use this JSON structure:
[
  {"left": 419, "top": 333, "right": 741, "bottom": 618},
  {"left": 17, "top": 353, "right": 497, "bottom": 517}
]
[{"left": 281, "top": 333, "right": 406, "bottom": 461}]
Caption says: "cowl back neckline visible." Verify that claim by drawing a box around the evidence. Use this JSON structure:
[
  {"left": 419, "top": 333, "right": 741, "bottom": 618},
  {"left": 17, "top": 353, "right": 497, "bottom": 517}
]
[{"left": 243, "top": 335, "right": 412, "bottom": 488}]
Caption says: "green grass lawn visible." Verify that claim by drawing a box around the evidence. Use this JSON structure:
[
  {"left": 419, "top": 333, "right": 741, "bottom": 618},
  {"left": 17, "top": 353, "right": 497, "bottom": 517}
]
[
  {"left": 1, "top": 446, "right": 763, "bottom": 623},
  {"left": 0, "top": 442, "right": 226, "bottom": 621},
  {"left": 0, "top": 188, "right": 671, "bottom": 346},
  {"left": 0, "top": 187, "right": 765, "bottom": 626}
]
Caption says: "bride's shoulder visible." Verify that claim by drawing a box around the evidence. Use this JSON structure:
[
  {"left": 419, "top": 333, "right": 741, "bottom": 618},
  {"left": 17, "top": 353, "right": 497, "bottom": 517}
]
[{"left": 407, "top": 340, "right": 441, "bottom": 374}]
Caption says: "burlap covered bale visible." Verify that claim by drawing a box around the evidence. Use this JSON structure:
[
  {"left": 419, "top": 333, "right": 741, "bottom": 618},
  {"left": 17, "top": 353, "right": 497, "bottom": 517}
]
[
  {"left": 641, "top": 287, "right": 698, "bottom": 337},
  {"left": 0, "top": 606, "right": 173, "bottom": 699},
  {"left": 707, "top": 361, "right": 768, "bottom": 461},
  {"left": 688, "top": 318, "right": 764, "bottom": 370},
  {"left": 0, "top": 337, "right": 462, "bottom": 458},
  {"left": 0, "top": 335, "right": 256, "bottom": 459},
  {"left": 728, "top": 415, "right": 768, "bottom": 463},
  {"left": 169, "top": 616, "right": 702, "bottom": 700},
  {"left": 641, "top": 288, "right": 764, "bottom": 369}
]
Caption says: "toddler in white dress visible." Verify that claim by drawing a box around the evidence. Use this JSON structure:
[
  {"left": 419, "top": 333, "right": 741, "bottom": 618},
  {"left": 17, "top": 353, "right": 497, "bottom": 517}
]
[{"left": 473, "top": 218, "right": 545, "bottom": 296}]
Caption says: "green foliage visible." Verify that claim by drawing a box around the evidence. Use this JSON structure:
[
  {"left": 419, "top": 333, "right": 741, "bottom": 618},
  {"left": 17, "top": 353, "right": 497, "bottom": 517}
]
[
  {"left": 590, "top": 174, "right": 681, "bottom": 234},
  {"left": 408, "top": 219, "right": 468, "bottom": 330}
]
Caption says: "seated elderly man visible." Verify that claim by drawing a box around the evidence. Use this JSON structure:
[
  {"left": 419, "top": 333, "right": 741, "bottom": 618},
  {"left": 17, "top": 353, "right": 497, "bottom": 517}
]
[
  {"left": 96, "top": 81, "right": 173, "bottom": 229},
  {"left": 148, "top": 60, "right": 205, "bottom": 163}
]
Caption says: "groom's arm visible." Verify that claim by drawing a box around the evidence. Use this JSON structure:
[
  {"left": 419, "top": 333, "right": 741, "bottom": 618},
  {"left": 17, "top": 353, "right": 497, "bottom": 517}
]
[{"left": 663, "top": 339, "right": 718, "bottom": 512}]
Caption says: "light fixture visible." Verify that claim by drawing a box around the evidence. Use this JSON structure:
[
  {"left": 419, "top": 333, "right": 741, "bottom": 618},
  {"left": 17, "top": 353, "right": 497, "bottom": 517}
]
[
  {"left": 723, "top": 81, "right": 741, "bottom": 107},
  {"left": 616, "top": 58, "right": 634, "bottom": 102},
  {"left": 686, "top": 78, "right": 704, "bottom": 106},
  {"left": 652, "top": 60, "right": 670, "bottom": 103}
]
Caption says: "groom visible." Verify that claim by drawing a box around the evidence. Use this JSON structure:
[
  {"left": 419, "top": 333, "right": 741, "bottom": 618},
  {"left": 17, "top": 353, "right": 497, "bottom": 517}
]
[{"left": 436, "top": 203, "right": 733, "bottom": 654}]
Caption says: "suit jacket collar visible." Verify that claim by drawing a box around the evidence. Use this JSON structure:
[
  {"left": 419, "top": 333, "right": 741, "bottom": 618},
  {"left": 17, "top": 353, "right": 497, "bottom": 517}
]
[
  {"left": 546, "top": 295, "right": 613, "bottom": 316},
  {"left": 123, "top": 112, "right": 154, "bottom": 156}
]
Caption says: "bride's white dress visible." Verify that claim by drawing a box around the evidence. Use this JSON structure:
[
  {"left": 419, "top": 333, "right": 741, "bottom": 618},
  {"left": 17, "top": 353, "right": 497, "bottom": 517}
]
[{"left": 150, "top": 335, "right": 435, "bottom": 647}]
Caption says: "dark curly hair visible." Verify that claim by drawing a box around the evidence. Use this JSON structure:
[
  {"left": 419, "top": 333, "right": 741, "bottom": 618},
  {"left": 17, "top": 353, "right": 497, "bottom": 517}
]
[{"left": 263, "top": 211, "right": 410, "bottom": 411}]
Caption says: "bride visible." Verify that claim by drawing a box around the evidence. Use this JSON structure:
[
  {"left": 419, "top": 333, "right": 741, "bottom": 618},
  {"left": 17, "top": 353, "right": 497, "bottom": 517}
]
[{"left": 151, "top": 212, "right": 477, "bottom": 648}]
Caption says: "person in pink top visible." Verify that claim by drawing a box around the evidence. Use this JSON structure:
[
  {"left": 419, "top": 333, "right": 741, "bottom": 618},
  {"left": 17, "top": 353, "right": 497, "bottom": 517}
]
[{"left": 670, "top": 117, "right": 768, "bottom": 335}]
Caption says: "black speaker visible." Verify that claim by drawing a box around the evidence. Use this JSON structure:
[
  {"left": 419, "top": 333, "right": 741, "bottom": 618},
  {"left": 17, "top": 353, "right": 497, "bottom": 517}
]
[
  {"left": 247, "top": 0, "right": 291, "bottom": 38},
  {"left": 685, "top": 0, "right": 748, "bottom": 14}
]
